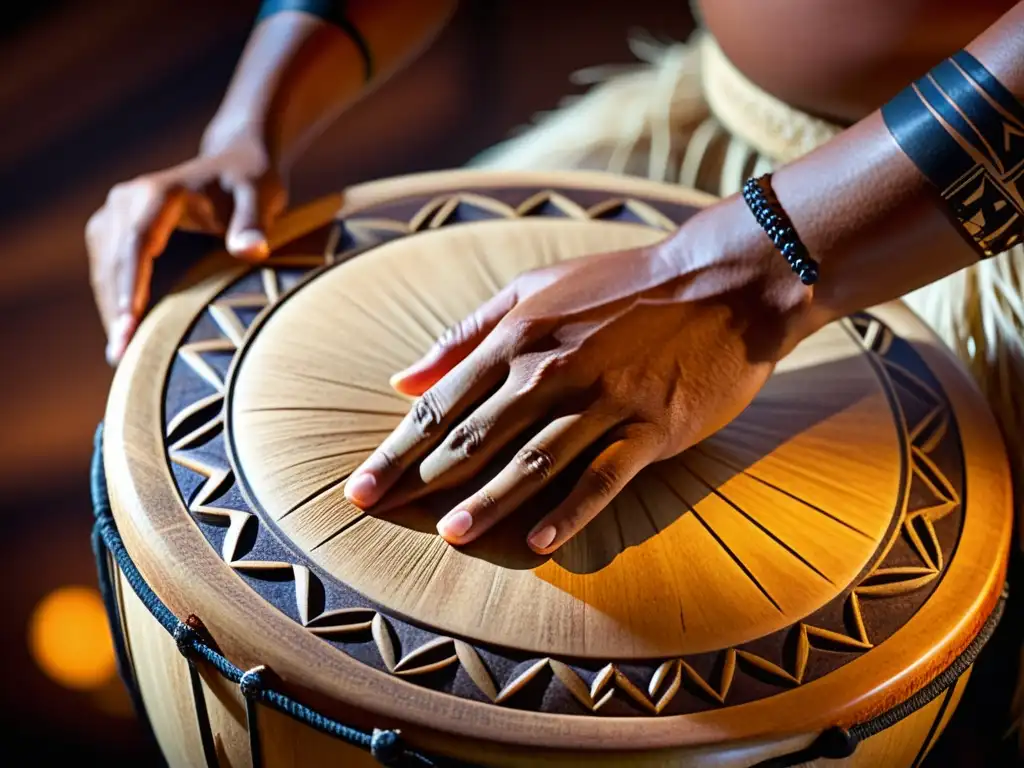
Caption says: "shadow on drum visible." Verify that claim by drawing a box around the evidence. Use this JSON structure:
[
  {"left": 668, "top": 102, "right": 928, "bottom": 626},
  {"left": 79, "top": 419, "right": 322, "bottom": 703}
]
[{"left": 366, "top": 352, "right": 873, "bottom": 574}]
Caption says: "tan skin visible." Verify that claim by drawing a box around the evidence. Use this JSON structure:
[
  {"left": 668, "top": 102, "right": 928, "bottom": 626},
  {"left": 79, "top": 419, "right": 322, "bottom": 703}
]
[
  {"left": 702, "top": 0, "right": 1019, "bottom": 124},
  {"left": 87, "top": 1, "right": 1024, "bottom": 554},
  {"left": 87, "top": 0, "right": 457, "bottom": 364}
]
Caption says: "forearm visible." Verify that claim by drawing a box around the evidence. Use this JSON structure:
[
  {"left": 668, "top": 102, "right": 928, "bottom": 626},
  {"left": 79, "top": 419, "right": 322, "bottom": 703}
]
[
  {"left": 772, "top": 114, "right": 979, "bottom": 326},
  {"left": 671, "top": 2, "right": 1024, "bottom": 345},
  {"left": 784, "top": 2, "right": 1024, "bottom": 326},
  {"left": 202, "top": 0, "right": 456, "bottom": 169}
]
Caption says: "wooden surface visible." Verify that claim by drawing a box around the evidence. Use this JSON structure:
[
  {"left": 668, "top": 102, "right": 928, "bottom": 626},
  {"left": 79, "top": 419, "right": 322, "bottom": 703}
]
[
  {"left": 231, "top": 218, "right": 900, "bottom": 659},
  {"left": 103, "top": 170, "right": 1013, "bottom": 762},
  {"left": 116, "top": 549, "right": 978, "bottom": 768},
  {"left": 117, "top": 569, "right": 207, "bottom": 767}
]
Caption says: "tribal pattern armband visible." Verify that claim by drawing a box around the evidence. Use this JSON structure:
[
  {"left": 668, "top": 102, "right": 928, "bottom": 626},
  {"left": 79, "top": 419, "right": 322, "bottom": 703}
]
[
  {"left": 257, "top": 0, "right": 374, "bottom": 82},
  {"left": 882, "top": 50, "right": 1024, "bottom": 257}
]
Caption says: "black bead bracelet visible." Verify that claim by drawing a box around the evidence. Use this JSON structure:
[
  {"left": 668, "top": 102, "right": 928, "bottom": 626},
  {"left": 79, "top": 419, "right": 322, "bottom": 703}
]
[{"left": 741, "top": 175, "right": 819, "bottom": 286}]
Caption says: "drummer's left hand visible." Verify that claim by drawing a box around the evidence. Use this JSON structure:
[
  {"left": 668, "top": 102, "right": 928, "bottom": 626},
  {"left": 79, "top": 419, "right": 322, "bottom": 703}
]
[{"left": 344, "top": 201, "right": 819, "bottom": 554}]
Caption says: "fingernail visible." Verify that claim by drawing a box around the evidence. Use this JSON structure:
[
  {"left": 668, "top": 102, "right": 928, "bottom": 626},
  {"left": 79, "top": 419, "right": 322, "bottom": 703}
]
[
  {"left": 437, "top": 509, "right": 473, "bottom": 540},
  {"left": 388, "top": 371, "right": 408, "bottom": 389},
  {"left": 105, "top": 341, "right": 120, "bottom": 367},
  {"left": 345, "top": 472, "right": 378, "bottom": 507},
  {"left": 528, "top": 525, "right": 557, "bottom": 552},
  {"left": 228, "top": 230, "right": 269, "bottom": 260},
  {"left": 105, "top": 315, "right": 132, "bottom": 365}
]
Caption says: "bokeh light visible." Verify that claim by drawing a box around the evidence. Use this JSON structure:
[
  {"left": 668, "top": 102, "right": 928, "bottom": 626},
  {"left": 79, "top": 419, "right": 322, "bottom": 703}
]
[{"left": 28, "top": 586, "right": 116, "bottom": 691}]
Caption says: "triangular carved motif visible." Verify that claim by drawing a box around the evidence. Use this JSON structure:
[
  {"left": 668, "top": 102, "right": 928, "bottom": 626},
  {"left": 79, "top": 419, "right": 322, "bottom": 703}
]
[
  {"left": 159, "top": 209, "right": 961, "bottom": 718},
  {"left": 515, "top": 190, "right": 588, "bottom": 220}
]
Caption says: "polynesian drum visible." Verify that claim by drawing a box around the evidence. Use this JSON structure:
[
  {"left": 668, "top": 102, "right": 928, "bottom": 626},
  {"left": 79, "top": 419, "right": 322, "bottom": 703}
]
[{"left": 96, "top": 170, "right": 1012, "bottom": 768}]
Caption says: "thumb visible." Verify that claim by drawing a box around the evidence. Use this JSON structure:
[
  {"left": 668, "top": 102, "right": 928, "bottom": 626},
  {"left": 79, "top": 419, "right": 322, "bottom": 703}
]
[
  {"left": 225, "top": 181, "right": 275, "bottom": 261},
  {"left": 104, "top": 185, "right": 186, "bottom": 365},
  {"left": 390, "top": 283, "right": 519, "bottom": 396}
]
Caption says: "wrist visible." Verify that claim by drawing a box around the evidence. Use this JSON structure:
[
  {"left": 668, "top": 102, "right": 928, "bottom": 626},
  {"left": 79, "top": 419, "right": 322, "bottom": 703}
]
[
  {"left": 200, "top": 116, "right": 272, "bottom": 159},
  {"left": 768, "top": 115, "right": 978, "bottom": 325},
  {"left": 663, "top": 193, "right": 824, "bottom": 360}
]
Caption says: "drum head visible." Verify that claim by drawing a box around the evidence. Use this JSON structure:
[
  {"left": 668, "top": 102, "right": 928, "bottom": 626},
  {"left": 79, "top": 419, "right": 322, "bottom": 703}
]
[{"left": 105, "top": 170, "right": 1011, "bottom": 752}]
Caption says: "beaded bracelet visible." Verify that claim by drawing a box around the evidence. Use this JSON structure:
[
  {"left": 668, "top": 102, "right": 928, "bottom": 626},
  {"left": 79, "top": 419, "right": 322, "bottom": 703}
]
[{"left": 741, "top": 175, "right": 819, "bottom": 286}]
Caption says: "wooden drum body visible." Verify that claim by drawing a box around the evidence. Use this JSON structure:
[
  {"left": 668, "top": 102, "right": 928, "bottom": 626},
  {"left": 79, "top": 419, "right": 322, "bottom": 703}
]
[{"left": 100, "top": 171, "right": 1012, "bottom": 767}]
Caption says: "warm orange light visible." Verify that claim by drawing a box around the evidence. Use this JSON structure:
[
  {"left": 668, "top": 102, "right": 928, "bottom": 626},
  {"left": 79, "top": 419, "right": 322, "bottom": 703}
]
[{"left": 28, "top": 586, "right": 116, "bottom": 690}]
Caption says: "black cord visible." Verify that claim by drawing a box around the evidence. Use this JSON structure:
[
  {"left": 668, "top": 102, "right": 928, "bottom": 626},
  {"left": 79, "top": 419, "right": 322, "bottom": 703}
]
[{"left": 92, "top": 422, "right": 1006, "bottom": 768}]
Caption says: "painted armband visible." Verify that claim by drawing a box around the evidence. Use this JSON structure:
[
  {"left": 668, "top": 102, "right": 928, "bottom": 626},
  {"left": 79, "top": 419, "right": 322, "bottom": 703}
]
[
  {"left": 256, "top": 0, "right": 373, "bottom": 81},
  {"left": 882, "top": 51, "right": 1024, "bottom": 257}
]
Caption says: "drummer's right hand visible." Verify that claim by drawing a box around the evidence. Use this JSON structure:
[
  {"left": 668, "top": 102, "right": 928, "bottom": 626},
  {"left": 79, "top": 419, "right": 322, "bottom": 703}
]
[{"left": 86, "top": 130, "right": 286, "bottom": 365}]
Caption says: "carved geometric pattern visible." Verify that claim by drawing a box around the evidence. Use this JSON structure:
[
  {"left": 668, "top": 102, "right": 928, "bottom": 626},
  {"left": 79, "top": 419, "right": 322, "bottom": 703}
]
[
  {"left": 885, "top": 52, "right": 1024, "bottom": 256},
  {"left": 162, "top": 188, "right": 965, "bottom": 717},
  {"left": 323, "top": 189, "right": 679, "bottom": 266}
]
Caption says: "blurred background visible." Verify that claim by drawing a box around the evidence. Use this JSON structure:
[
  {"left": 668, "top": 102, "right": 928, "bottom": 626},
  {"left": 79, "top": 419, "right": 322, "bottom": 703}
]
[
  {"left": 0, "top": 0, "right": 693, "bottom": 763},
  {"left": 1, "top": 1, "right": 1008, "bottom": 765}
]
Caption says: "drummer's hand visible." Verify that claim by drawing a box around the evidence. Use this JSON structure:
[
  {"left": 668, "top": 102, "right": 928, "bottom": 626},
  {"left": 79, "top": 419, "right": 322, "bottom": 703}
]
[
  {"left": 86, "top": 128, "right": 286, "bottom": 365},
  {"left": 344, "top": 201, "right": 820, "bottom": 554}
]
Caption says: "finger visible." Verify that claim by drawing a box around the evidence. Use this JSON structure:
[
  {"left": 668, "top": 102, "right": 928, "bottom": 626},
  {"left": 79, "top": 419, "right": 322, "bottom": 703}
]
[
  {"left": 435, "top": 411, "right": 622, "bottom": 546},
  {"left": 179, "top": 190, "right": 223, "bottom": 233},
  {"left": 345, "top": 345, "right": 507, "bottom": 508},
  {"left": 105, "top": 186, "right": 186, "bottom": 365},
  {"left": 526, "top": 426, "right": 663, "bottom": 554},
  {"left": 371, "top": 377, "right": 558, "bottom": 513},
  {"left": 225, "top": 182, "right": 272, "bottom": 261},
  {"left": 86, "top": 211, "right": 115, "bottom": 335},
  {"left": 390, "top": 283, "right": 520, "bottom": 397}
]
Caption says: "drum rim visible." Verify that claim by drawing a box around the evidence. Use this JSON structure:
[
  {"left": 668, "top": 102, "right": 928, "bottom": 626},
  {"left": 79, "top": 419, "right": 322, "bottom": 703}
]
[{"left": 102, "top": 169, "right": 1013, "bottom": 755}]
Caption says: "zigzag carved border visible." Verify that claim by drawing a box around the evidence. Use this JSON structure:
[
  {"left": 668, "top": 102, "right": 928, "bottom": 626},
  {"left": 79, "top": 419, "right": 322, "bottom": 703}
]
[{"left": 161, "top": 189, "right": 965, "bottom": 717}]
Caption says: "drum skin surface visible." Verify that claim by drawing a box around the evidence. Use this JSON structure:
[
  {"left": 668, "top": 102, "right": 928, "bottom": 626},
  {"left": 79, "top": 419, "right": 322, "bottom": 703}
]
[{"left": 103, "top": 170, "right": 1012, "bottom": 766}]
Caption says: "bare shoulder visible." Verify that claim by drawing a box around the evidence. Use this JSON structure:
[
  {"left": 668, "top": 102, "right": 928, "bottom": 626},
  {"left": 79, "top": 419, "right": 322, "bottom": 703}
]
[{"left": 697, "top": 0, "right": 1018, "bottom": 122}]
